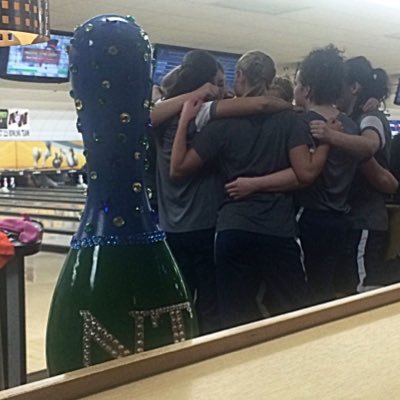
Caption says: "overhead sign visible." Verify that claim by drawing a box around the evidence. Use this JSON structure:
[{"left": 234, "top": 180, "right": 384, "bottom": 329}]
[{"left": 0, "top": 109, "right": 30, "bottom": 139}]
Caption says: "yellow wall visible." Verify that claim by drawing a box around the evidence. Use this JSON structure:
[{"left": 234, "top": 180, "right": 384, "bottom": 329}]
[{"left": 0, "top": 141, "right": 18, "bottom": 168}]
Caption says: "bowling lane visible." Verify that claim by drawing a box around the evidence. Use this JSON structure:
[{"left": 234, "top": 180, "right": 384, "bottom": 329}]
[
  {"left": 0, "top": 193, "right": 86, "bottom": 205},
  {"left": 0, "top": 190, "right": 81, "bottom": 253},
  {"left": 0, "top": 199, "right": 83, "bottom": 210},
  {"left": 0, "top": 206, "right": 80, "bottom": 219},
  {"left": 5, "top": 191, "right": 85, "bottom": 200},
  {"left": 0, "top": 200, "right": 82, "bottom": 213},
  {"left": 13, "top": 187, "right": 86, "bottom": 195}
]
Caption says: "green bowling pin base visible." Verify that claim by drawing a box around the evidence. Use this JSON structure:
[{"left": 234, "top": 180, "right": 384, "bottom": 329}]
[{"left": 46, "top": 242, "right": 198, "bottom": 375}]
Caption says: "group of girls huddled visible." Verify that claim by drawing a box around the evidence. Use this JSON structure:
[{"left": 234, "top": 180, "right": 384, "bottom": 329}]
[{"left": 149, "top": 44, "right": 399, "bottom": 333}]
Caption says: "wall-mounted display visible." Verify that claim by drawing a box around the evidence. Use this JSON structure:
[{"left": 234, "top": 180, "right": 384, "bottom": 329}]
[{"left": 0, "top": 30, "right": 72, "bottom": 83}]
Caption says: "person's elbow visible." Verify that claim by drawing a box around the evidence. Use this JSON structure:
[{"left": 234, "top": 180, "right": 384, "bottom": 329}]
[
  {"left": 169, "top": 164, "right": 188, "bottom": 180},
  {"left": 360, "top": 141, "right": 380, "bottom": 160},
  {"left": 363, "top": 146, "right": 377, "bottom": 160},
  {"left": 150, "top": 107, "right": 169, "bottom": 128},
  {"left": 297, "top": 175, "right": 315, "bottom": 187},
  {"left": 388, "top": 182, "right": 399, "bottom": 194},
  {"left": 150, "top": 113, "right": 162, "bottom": 128},
  {"left": 295, "top": 169, "right": 318, "bottom": 186},
  {"left": 257, "top": 97, "right": 271, "bottom": 112},
  {"left": 381, "top": 177, "right": 399, "bottom": 194}
]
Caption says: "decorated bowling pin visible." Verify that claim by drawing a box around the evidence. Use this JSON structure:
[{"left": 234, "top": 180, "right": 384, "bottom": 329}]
[{"left": 46, "top": 15, "right": 197, "bottom": 376}]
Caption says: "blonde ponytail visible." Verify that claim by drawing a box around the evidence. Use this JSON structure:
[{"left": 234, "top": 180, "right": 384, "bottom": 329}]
[{"left": 236, "top": 50, "right": 276, "bottom": 97}]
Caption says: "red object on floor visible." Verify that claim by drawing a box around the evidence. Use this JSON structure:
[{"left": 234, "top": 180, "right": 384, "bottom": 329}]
[{"left": 0, "top": 231, "right": 15, "bottom": 269}]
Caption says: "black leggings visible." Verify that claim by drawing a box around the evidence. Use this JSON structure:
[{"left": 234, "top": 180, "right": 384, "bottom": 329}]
[
  {"left": 215, "top": 229, "right": 310, "bottom": 330},
  {"left": 298, "top": 209, "right": 349, "bottom": 304},
  {"left": 336, "top": 229, "right": 388, "bottom": 293},
  {"left": 166, "top": 229, "right": 220, "bottom": 334}
]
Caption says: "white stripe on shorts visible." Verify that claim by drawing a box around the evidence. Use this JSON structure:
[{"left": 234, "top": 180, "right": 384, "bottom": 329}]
[{"left": 356, "top": 230, "right": 369, "bottom": 293}]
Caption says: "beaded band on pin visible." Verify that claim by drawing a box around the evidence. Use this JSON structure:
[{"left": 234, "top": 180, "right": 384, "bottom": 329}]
[{"left": 70, "top": 231, "right": 166, "bottom": 249}]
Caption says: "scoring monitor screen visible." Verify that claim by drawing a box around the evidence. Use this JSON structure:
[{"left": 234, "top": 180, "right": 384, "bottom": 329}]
[
  {"left": 153, "top": 44, "right": 241, "bottom": 90},
  {"left": 4, "top": 32, "right": 71, "bottom": 81}
]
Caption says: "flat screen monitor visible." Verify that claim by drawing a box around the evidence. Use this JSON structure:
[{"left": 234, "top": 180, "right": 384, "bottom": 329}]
[
  {"left": 153, "top": 44, "right": 241, "bottom": 90},
  {"left": 394, "top": 79, "right": 400, "bottom": 106},
  {"left": 390, "top": 120, "right": 400, "bottom": 136},
  {"left": 0, "top": 30, "right": 72, "bottom": 83}
]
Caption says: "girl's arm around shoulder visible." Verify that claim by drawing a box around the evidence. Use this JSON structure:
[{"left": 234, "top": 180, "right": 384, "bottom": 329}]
[
  {"left": 151, "top": 83, "right": 219, "bottom": 128},
  {"left": 360, "top": 158, "right": 399, "bottom": 194},
  {"left": 289, "top": 143, "right": 329, "bottom": 186},
  {"left": 214, "top": 96, "right": 292, "bottom": 119},
  {"left": 170, "top": 99, "right": 205, "bottom": 179},
  {"left": 309, "top": 119, "right": 380, "bottom": 160},
  {"left": 225, "top": 169, "right": 304, "bottom": 200}
]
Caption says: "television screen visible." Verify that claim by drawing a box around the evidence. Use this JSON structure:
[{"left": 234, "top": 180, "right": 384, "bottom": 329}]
[
  {"left": 0, "top": 30, "right": 72, "bottom": 83},
  {"left": 153, "top": 44, "right": 241, "bottom": 90},
  {"left": 395, "top": 79, "right": 400, "bottom": 106}
]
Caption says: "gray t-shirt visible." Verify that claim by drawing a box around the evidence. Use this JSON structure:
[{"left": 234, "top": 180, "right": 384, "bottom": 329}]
[
  {"left": 348, "top": 111, "right": 392, "bottom": 231},
  {"left": 193, "top": 110, "right": 312, "bottom": 238},
  {"left": 155, "top": 102, "right": 223, "bottom": 233},
  {"left": 296, "top": 111, "right": 360, "bottom": 213}
]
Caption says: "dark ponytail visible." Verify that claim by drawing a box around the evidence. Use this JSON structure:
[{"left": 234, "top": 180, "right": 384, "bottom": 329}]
[
  {"left": 345, "top": 57, "right": 390, "bottom": 109},
  {"left": 164, "top": 50, "right": 218, "bottom": 99},
  {"left": 371, "top": 67, "right": 390, "bottom": 102}
]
